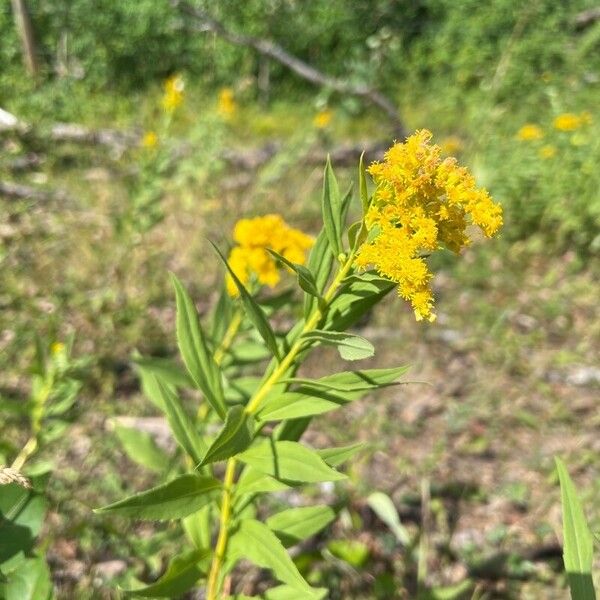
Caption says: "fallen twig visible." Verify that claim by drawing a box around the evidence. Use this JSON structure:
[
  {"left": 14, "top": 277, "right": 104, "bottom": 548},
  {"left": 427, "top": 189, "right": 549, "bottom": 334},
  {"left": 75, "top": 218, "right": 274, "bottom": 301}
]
[{"left": 173, "top": 0, "right": 405, "bottom": 136}]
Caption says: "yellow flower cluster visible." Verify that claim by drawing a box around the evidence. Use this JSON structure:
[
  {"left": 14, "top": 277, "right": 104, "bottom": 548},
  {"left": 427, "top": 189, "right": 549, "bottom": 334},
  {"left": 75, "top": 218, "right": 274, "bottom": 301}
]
[
  {"left": 313, "top": 109, "right": 333, "bottom": 129},
  {"left": 517, "top": 124, "right": 544, "bottom": 141},
  {"left": 355, "top": 130, "right": 503, "bottom": 322},
  {"left": 217, "top": 88, "right": 237, "bottom": 120},
  {"left": 226, "top": 215, "right": 314, "bottom": 296},
  {"left": 162, "top": 74, "right": 184, "bottom": 113},
  {"left": 553, "top": 111, "right": 591, "bottom": 132}
]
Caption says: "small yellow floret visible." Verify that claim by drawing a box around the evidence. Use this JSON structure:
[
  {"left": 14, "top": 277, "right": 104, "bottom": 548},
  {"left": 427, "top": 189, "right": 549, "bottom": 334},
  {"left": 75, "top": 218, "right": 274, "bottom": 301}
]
[
  {"left": 517, "top": 124, "right": 543, "bottom": 141},
  {"left": 355, "top": 129, "right": 503, "bottom": 321},
  {"left": 162, "top": 74, "right": 184, "bottom": 113},
  {"left": 218, "top": 88, "right": 237, "bottom": 120},
  {"left": 539, "top": 145, "right": 556, "bottom": 159},
  {"left": 226, "top": 215, "right": 314, "bottom": 296},
  {"left": 553, "top": 113, "right": 583, "bottom": 131},
  {"left": 51, "top": 342, "right": 65, "bottom": 355},
  {"left": 313, "top": 109, "right": 333, "bottom": 129},
  {"left": 142, "top": 131, "right": 158, "bottom": 148}
]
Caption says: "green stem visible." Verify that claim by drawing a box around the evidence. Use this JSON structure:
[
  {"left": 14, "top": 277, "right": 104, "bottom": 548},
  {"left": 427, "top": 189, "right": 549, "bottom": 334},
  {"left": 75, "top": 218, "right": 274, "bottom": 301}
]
[
  {"left": 205, "top": 252, "right": 355, "bottom": 599},
  {"left": 11, "top": 368, "right": 54, "bottom": 472},
  {"left": 214, "top": 309, "right": 243, "bottom": 366}
]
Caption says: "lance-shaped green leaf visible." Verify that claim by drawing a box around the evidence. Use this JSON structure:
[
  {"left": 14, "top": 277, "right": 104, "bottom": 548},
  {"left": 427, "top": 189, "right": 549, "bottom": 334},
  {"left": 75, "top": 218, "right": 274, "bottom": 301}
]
[
  {"left": 302, "top": 330, "right": 374, "bottom": 361},
  {"left": 555, "top": 457, "right": 596, "bottom": 600},
  {"left": 200, "top": 406, "right": 254, "bottom": 466},
  {"left": 235, "top": 467, "right": 291, "bottom": 497},
  {"left": 155, "top": 378, "right": 206, "bottom": 464},
  {"left": 266, "top": 249, "right": 320, "bottom": 299},
  {"left": 284, "top": 366, "right": 410, "bottom": 395},
  {"left": 238, "top": 440, "right": 346, "bottom": 483},
  {"left": 318, "top": 442, "right": 365, "bottom": 467},
  {"left": 132, "top": 356, "right": 193, "bottom": 388},
  {"left": 211, "top": 286, "right": 233, "bottom": 344},
  {"left": 367, "top": 492, "right": 410, "bottom": 546},
  {"left": 266, "top": 506, "right": 336, "bottom": 547},
  {"left": 322, "top": 156, "right": 343, "bottom": 257},
  {"left": 257, "top": 391, "right": 346, "bottom": 422},
  {"left": 95, "top": 474, "right": 221, "bottom": 520},
  {"left": 229, "top": 519, "right": 318, "bottom": 596},
  {"left": 326, "top": 273, "right": 395, "bottom": 332},
  {"left": 114, "top": 424, "right": 170, "bottom": 473},
  {"left": 171, "top": 274, "right": 226, "bottom": 419},
  {"left": 359, "top": 152, "right": 370, "bottom": 215},
  {"left": 123, "top": 549, "right": 210, "bottom": 597},
  {"left": 264, "top": 585, "right": 328, "bottom": 600},
  {"left": 211, "top": 241, "right": 281, "bottom": 361},
  {"left": 303, "top": 228, "right": 334, "bottom": 318}
]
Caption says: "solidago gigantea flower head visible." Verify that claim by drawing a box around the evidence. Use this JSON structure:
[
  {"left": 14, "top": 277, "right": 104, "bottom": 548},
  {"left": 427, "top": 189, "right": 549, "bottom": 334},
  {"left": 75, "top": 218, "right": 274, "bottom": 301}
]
[
  {"left": 226, "top": 215, "right": 314, "bottom": 296},
  {"left": 355, "top": 130, "right": 503, "bottom": 322}
]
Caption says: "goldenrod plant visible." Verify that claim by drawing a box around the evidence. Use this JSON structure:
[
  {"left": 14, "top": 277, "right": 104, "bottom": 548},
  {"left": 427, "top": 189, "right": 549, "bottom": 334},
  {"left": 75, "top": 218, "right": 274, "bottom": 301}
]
[
  {"left": 0, "top": 340, "right": 85, "bottom": 599},
  {"left": 96, "top": 131, "right": 502, "bottom": 598}
]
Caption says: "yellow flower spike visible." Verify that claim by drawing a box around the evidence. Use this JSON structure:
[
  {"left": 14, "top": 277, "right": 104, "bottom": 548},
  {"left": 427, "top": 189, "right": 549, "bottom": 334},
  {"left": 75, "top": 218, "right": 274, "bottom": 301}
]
[
  {"left": 356, "top": 129, "right": 502, "bottom": 322},
  {"left": 516, "top": 124, "right": 544, "bottom": 141},
  {"left": 226, "top": 214, "right": 314, "bottom": 297}
]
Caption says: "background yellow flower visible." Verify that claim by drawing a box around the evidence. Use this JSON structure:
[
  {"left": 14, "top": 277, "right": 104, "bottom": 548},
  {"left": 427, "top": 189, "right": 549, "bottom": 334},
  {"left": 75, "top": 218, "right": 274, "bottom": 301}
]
[{"left": 517, "top": 124, "right": 544, "bottom": 141}]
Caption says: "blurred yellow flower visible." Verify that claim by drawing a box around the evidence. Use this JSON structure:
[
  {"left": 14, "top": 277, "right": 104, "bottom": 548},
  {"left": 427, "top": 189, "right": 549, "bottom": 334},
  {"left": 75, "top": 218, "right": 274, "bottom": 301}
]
[
  {"left": 517, "top": 124, "right": 543, "bottom": 141},
  {"left": 313, "top": 109, "right": 332, "bottom": 129},
  {"left": 217, "top": 88, "right": 237, "bottom": 120},
  {"left": 539, "top": 145, "right": 557, "bottom": 159},
  {"left": 440, "top": 135, "right": 463, "bottom": 155},
  {"left": 141, "top": 131, "right": 158, "bottom": 148},
  {"left": 355, "top": 130, "right": 502, "bottom": 322},
  {"left": 226, "top": 215, "right": 314, "bottom": 296},
  {"left": 51, "top": 342, "right": 65, "bottom": 355},
  {"left": 162, "top": 74, "right": 184, "bottom": 113},
  {"left": 553, "top": 113, "right": 583, "bottom": 131}
]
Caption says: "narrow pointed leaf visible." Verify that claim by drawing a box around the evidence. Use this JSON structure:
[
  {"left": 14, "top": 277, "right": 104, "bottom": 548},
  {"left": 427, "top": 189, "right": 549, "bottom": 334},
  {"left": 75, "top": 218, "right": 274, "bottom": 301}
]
[
  {"left": 123, "top": 549, "right": 210, "bottom": 597},
  {"left": 555, "top": 457, "right": 596, "bottom": 600},
  {"left": 155, "top": 378, "right": 206, "bottom": 464},
  {"left": 238, "top": 440, "right": 346, "bottom": 483},
  {"left": 264, "top": 585, "right": 328, "bottom": 600},
  {"left": 235, "top": 467, "right": 291, "bottom": 497},
  {"left": 211, "top": 241, "right": 281, "bottom": 361},
  {"left": 114, "top": 424, "right": 169, "bottom": 473},
  {"left": 303, "top": 228, "right": 334, "bottom": 318},
  {"left": 171, "top": 273, "right": 226, "bottom": 418},
  {"left": 266, "top": 249, "right": 320, "bottom": 298},
  {"left": 257, "top": 391, "right": 347, "bottom": 421},
  {"left": 322, "top": 156, "right": 343, "bottom": 257},
  {"left": 318, "top": 442, "right": 365, "bottom": 467},
  {"left": 302, "top": 330, "right": 374, "bottom": 361},
  {"left": 359, "top": 152, "right": 369, "bottom": 215},
  {"left": 266, "top": 506, "right": 336, "bottom": 546},
  {"left": 95, "top": 474, "right": 221, "bottom": 520},
  {"left": 229, "top": 519, "right": 315, "bottom": 595},
  {"left": 200, "top": 406, "right": 254, "bottom": 466},
  {"left": 367, "top": 492, "right": 410, "bottom": 545}
]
